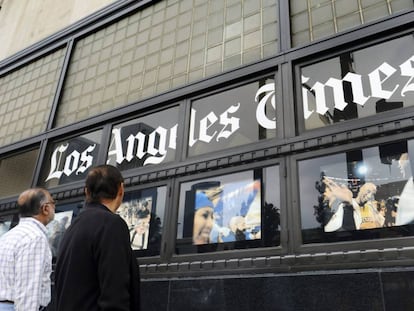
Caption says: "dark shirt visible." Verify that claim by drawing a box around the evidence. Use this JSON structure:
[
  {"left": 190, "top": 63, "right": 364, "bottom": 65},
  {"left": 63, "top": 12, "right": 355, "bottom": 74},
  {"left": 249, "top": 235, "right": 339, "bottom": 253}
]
[{"left": 54, "top": 203, "right": 140, "bottom": 311}]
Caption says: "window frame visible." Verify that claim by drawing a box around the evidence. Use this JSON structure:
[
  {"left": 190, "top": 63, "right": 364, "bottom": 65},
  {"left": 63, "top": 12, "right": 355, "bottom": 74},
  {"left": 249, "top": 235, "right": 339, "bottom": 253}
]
[
  {"left": 294, "top": 30, "right": 414, "bottom": 137},
  {"left": 290, "top": 130, "right": 414, "bottom": 255},
  {"left": 166, "top": 158, "right": 287, "bottom": 262}
]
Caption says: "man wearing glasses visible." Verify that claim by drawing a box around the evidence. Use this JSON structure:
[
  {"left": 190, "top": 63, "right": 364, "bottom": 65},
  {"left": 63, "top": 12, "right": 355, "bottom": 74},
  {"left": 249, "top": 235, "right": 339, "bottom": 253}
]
[{"left": 0, "top": 188, "right": 56, "bottom": 311}]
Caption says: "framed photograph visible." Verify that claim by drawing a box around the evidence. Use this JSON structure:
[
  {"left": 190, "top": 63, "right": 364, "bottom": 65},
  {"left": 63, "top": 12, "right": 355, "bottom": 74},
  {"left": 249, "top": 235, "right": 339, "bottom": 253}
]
[
  {"left": 187, "top": 178, "right": 262, "bottom": 245},
  {"left": 117, "top": 186, "right": 166, "bottom": 255},
  {"left": 118, "top": 195, "right": 153, "bottom": 250},
  {"left": 176, "top": 165, "right": 281, "bottom": 254},
  {"left": 299, "top": 139, "right": 414, "bottom": 243}
]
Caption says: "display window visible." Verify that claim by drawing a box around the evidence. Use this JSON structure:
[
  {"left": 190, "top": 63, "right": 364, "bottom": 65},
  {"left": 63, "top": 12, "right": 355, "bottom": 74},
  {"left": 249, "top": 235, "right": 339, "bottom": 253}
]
[
  {"left": 187, "top": 76, "right": 276, "bottom": 158},
  {"left": 299, "top": 139, "right": 414, "bottom": 243},
  {"left": 0, "top": 214, "right": 16, "bottom": 237},
  {"left": 299, "top": 34, "right": 414, "bottom": 131},
  {"left": 107, "top": 107, "right": 180, "bottom": 171},
  {"left": 117, "top": 186, "right": 167, "bottom": 257},
  {"left": 0, "top": 148, "right": 39, "bottom": 198},
  {"left": 46, "top": 201, "right": 82, "bottom": 258},
  {"left": 39, "top": 131, "right": 102, "bottom": 188},
  {"left": 176, "top": 165, "right": 280, "bottom": 254}
]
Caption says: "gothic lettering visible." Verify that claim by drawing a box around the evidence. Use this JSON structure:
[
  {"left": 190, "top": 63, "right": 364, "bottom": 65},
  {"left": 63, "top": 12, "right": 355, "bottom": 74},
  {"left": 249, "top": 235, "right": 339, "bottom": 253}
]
[
  {"left": 255, "top": 83, "right": 276, "bottom": 129},
  {"left": 45, "top": 143, "right": 96, "bottom": 182},
  {"left": 302, "top": 55, "right": 414, "bottom": 120}
]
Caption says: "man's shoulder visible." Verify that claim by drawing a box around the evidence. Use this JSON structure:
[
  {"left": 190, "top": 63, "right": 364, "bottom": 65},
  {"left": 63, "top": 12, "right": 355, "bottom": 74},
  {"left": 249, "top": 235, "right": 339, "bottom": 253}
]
[
  {"left": 81, "top": 204, "right": 126, "bottom": 226},
  {"left": 0, "top": 222, "right": 46, "bottom": 246}
]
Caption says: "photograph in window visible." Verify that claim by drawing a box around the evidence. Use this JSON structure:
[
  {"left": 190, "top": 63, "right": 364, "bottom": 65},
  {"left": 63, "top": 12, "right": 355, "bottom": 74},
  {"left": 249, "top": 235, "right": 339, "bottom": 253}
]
[
  {"left": 299, "top": 139, "right": 414, "bottom": 243},
  {"left": 176, "top": 167, "right": 280, "bottom": 254},
  {"left": 117, "top": 186, "right": 166, "bottom": 256}
]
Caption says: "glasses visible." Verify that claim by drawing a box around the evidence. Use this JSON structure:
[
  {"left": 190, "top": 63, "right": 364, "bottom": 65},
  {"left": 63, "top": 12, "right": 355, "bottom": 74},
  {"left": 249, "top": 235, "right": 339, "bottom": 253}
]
[{"left": 43, "top": 200, "right": 57, "bottom": 206}]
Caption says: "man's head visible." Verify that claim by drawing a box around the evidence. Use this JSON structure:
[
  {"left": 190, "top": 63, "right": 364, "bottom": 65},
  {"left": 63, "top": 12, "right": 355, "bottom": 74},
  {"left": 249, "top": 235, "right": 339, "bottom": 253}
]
[
  {"left": 17, "top": 188, "right": 55, "bottom": 225},
  {"left": 85, "top": 165, "right": 124, "bottom": 212},
  {"left": 356, "top": 182, "right": 377, "bottom": 205}
]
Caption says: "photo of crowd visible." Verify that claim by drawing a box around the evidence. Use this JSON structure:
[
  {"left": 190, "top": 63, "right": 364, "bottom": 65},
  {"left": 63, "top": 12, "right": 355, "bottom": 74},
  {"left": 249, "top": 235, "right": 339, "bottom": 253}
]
[{"left": 117, "top": 196, "right": 153, "bottom": 250}]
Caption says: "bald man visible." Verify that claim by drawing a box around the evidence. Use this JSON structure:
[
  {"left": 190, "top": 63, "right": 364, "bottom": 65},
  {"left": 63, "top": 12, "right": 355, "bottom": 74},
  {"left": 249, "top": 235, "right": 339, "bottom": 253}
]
[{"left": 0, "top": 188, "right": 56, "bottom": 311}]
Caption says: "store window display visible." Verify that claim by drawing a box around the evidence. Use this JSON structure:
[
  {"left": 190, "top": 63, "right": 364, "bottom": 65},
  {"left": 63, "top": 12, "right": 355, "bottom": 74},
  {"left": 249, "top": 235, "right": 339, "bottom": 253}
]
[{"left": 299, "top": 139, "right": 414, "bottom": 243}]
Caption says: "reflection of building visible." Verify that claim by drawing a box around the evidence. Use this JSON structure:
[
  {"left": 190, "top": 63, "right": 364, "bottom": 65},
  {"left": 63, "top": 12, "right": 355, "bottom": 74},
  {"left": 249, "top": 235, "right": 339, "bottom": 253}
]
[
  {"left": 111, "top": 122, "right": 158, "bottom": 171},
  {"left": 1, "top": 1, "right": 414, "bottom": 310},
  {"left": 55, "top": 137, "right": 100, "bottom": 185}
]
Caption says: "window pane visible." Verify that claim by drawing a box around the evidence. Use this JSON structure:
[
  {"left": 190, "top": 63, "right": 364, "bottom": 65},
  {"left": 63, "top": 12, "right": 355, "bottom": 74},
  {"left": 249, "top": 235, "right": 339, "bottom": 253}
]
[
  {"left": 0, "top": 148, "right": 39, "bottom": 198},
  {"left": 188, "top": 77, "right": 276, "bottom": 157},
  {"left": 55, "top": 0, "right": 279, "bottom": 127},
  {"left": 176, "top": 166, "right": 280, "bottom": 254},
  {"left": 0, "top": 49, "right": 65, "bottom": 147},
  {"left": 0, "top": 214, "right": 16, "bottom": 237},
  {"left": 290, "top": 0, "right": 413, "bottom": 47},
  {"left": 299, "top": 139, "right": 414, "bottom": 243},
  {"left": 300, "top": 35, "right": 414, "bottom": 130},
  {"left": 118, "top": 186, "right": 166, "bottom": 257},
  {"left": 38, "top": 131, "right": 102, "bottom": 188},
  {"left": 107, "top": 107, "right": 179, "bottom": 170},
  {"left": 47, "top": 203, "right": 79, "bottom": 258}
]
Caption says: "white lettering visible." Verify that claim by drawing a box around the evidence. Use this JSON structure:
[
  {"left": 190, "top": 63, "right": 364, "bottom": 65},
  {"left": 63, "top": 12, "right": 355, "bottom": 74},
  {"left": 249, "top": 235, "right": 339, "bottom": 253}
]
[
  {"left": 368, "top": 62, "right": 398, "bottom": 99},
  {"left": 302, "top": 76, "right": 313, "bottom": 120},
  {"left": 199, "top": 112, "right": 218, "bottom": 143},
  {"left": 343, "top": 72, "right": 370, "bottom": 106},
  {"left": 77, "top": 144, "right": 96, "bottom": 175},
  {"left": 63, "top": 150, "right": 80, "bottom": 177},
  {"left": 217, "top": 103, "right": 240, "bottom": 141},
  {"left": 108, "top": 128, "right": 125, "bottom": 164},
  {"left": 255, "top": 83, "right": 276, "bottom": 129},
  {"left": 45, "top": 143, "right": 96, "bottom": 182},
  {"left": 107, "top": 124, "right": 178, "bottom": 167},
  {"left": 45, "top": 144, "right": 69, "bottom": 182},
  {"left": 144, "top": 126, "right": 168, "bottom": 165},
  {"left": 400, "top": 55, "right": 414, "bottom": 96},
  {"left": 126, "top": 132, "right": 146, "bottom": 162},
  {"left": 302, "top": 55, "right": 414, "bottom": 119},
  {"left": 188, "top": 108, "right": 198, "bottom": 147}
]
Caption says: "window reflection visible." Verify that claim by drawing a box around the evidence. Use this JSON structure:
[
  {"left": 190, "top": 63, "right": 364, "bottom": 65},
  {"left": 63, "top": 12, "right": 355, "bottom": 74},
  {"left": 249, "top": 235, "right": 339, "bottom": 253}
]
[
  {"left": 176, "top": 166, "right": 280, "bottom": 254},
  {"left": 46, "top": 202, "right": 82, "bottom": 259},
  {"left": 0, "top": 149, "right": 39, "bottom": 198},
  {"left": 108, "top": 107, "right": 179, "bottom": 171},
  {"left": 299, "top": 139, "right": 414, "bottom": 243},
  {"left": 47, "top": 211, "right": 74, "bottom": 257},
  {"left": 188, "top": 77, "right": 276, "bottom": 157},
  {"left": 39, "top": 131, "right": 102, "bottom": 188},
  {"left": 0, "top": 214, "right": 15, "bottom": 237},
  {"left": 300, "top": 35, "right": 414, "bottom": 130}
]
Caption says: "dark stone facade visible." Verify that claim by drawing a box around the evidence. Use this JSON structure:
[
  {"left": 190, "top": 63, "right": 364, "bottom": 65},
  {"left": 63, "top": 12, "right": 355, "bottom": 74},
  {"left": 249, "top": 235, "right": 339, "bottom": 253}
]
[{"left": 141, "top": 268, "right": 414, "bottom": 311}]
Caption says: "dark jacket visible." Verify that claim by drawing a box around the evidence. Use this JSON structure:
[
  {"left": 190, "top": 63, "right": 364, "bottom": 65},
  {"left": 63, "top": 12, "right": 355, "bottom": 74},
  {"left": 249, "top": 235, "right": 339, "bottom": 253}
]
[{"left": 54, "top": 203, "right": 140, "bottom": 311}]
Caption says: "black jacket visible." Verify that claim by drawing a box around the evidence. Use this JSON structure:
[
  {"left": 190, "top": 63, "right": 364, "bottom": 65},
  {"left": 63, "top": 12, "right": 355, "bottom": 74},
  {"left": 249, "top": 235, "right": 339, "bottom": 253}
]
[{"left": 54, "top": 203, "right": 141, "bottom": 311}]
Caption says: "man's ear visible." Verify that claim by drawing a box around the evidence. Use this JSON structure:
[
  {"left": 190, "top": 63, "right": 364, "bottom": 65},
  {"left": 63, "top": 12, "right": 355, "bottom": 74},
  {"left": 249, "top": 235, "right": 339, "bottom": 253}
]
[
  {"left": 119, "top": 183, "right": 125, "bottom": 199},
  {"left": 41, "top": 203, "right": 49, "bottom": 216},
  {"left": 84, "top": 187, "right": 89, "bottom": 197}
]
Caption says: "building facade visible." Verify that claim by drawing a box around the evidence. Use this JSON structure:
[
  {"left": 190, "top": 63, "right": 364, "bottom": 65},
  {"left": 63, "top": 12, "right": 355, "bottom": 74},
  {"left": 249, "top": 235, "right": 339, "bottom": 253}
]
[{"left": 1, "top": 0, "right": 414, "bottom": 310}]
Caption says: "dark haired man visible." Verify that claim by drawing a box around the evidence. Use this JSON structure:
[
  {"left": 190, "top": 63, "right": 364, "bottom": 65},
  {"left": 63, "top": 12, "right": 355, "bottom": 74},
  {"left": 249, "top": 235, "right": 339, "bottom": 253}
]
[
  {"left": 0, "top": 188, "right": 55, "bottom": 311},
  {"left": 55, "top": 165, "right": 141, "bottom": 311}
]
